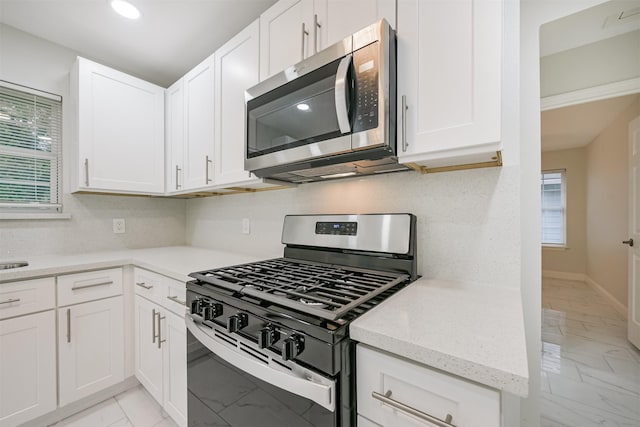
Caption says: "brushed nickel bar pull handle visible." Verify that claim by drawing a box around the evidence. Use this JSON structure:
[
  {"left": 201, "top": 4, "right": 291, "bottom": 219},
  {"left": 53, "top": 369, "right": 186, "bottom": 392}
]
[
  {"left": 301, "top": 22, "right": 309, "bottom": 60},
  {"left": 167, "top": 295, "right": 186, "bottom": 306},
  {"left": 401, "top": 95, "right": 408, "bottom": 152},
  {"left": 66, "top": 308, "right": 71, "bottom": 343},
  {"left": 71, "top": 280, "right": 113, "bottom": 291},
  {"left": 175, "top": 165, "right": 182, "bottom": 190},
  {"left": 205, "top": 155, "right": 213, "bottom": 184},
  {"left": 136, "top": 281, "right": 153, "bottom": 290},
  {"left": 152, "top": 308, "right": 157, "bottom": 343},
  {"left": 84, "top": 158, "right": 89, "bottom": 186},
  {"left": 0, "top": 298, "right": 20, "bottom": 305},
  {"left": 157, "top": 313, "right": 166, "bottom": 349},
  {"left": 313, "top": 14, "right": 321, "bottom": 54},
  {"left": 371, "top": 390, "right": 457, "bottom": 427}
]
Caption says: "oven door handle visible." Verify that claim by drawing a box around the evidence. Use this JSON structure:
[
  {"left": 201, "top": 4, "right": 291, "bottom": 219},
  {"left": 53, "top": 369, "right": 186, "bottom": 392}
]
[
  {"left": 186, "top": 315, "right": 336, "bottom": 411},
  {"left": 335, "top": 54, "right": 352, "bottom": 134}
]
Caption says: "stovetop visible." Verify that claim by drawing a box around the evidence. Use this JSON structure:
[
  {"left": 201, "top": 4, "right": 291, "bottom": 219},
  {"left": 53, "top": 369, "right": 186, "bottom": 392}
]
[{"left": 189, "top": 257, "right": 410, "bottom": 321}]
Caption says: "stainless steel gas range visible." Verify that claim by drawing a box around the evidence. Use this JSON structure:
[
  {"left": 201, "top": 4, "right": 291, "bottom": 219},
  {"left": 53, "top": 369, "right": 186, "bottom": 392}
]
[{"left": 185, "top": 214, "right": 418, "bottom": 427}]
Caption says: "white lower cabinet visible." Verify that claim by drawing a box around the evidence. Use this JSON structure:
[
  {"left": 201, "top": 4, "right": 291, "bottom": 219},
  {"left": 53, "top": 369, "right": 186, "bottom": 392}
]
[
  {"left": 357, "top": 345, "right": 500, "bottom": 427},
  {"left": 58, "top": 296, "right": 125, "bottom": 406},
  {"left": 134, "top": 292, "right": 187, "bottom": 427},
  {"left": 0, "top": 310, "right": 57, "bottom": 427}
]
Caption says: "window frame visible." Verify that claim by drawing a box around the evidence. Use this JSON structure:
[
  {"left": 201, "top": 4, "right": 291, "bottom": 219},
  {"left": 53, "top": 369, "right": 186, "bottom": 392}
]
[
  {"left": 541, "top": 169, "right": 567, "bottom": 248},
  {"left": 0, "top": 80, "right": 68, "bottom": 219}
]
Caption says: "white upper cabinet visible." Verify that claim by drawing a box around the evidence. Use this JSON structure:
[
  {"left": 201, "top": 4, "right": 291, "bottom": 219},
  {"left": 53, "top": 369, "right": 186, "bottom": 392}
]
[
  {"left": 165, "top": 80, "right": 184, "bottom": 193},
  {"left": 71, "top": 57, "right": 165, "bottom": 194},
  {"left": 260, "top": 0, "right": 315, "bottom": 80},
  {"left": 214, "top": 20, "right": 260, "bottom": 187},
  {"left": 320, "top": 0, "right": 396, "bottom": 47},
  {"left": 396, "top": 0, "right": 502, "bottom": 170},
  {"left": 182, "top": 53, "right": 216, "bottom": 190}
]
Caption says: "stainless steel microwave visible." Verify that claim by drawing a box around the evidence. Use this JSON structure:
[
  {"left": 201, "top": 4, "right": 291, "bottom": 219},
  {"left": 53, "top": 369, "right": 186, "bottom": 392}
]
[{"left": 245, "top": 19, "right": 406, "bottom": 183}]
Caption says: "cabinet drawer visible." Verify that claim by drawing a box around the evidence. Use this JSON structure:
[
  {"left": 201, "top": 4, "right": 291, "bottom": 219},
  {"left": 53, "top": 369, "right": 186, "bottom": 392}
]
[
  {"left": 134, "top": 268, "right": 166, "bottom": 305},
  {"left": 358, "top": 415, "right": 382, "bottom": 427},
  {"left": 58, "top": 268, "right": 123, "bottom": 306},
  {"left": 0, "top": 277, "right": 55, "bottom": 320},
  {"left": 357, "top": 345, "right": 500, "bottom": 427},
  {"left": 163, "top": 278, "right": 187, "bottom": 316}
]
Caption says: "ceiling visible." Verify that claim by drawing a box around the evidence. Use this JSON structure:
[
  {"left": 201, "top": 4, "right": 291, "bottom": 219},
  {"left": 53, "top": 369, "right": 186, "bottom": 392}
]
[
  {"left": 0, "top": 0, "right": 278, "bottom": 87},
  {"left": 541, "top": 93, "right": 638, "bottom": 152},
  {"left": 540, "top": 0, "right": 640, "bottom": 57}
]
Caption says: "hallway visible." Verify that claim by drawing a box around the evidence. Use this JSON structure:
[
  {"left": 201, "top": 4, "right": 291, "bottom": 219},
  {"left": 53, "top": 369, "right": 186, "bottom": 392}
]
[{"left": 541, "top": 277, "right": 640, "bottom": 426}]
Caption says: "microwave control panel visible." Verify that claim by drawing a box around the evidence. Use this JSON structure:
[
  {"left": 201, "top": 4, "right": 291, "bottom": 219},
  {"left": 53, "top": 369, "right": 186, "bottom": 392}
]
[{"left": 352, "top": 42, "right": 379, "bottom": 133}]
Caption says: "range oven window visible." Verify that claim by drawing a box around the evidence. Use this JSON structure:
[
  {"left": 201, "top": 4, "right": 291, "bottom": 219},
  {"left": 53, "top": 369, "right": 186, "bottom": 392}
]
[{"left": 187, "top": 330, "right": 335, "bottom": 427}]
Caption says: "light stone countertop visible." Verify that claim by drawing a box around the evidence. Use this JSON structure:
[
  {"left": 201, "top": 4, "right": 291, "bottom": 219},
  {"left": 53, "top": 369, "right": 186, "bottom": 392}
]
[
  {"left": 350, "top": 278, "right": 529, "bottom": 397},
  {"left": 1, "top": 248, "right": 529, "bottom": 397},
  {"left": 0, "top": 246, "right": 264, "bottom": 283}
]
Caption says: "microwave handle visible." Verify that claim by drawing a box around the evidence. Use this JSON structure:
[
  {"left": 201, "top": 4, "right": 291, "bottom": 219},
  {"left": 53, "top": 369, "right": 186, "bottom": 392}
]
[{"left": 335, "top": 54, "right": 352, "bottom": 134}]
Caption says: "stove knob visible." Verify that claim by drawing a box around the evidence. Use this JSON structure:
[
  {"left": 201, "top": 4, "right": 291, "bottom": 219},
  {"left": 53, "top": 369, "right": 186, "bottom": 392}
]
[
  {"left": 190, "top": 298, "right": 203, "bottom": 316},
  {"left": 282, "top": 335, "right": 304, "bottom": 361},
  {"left": 227, "top": 313, "right": 248, "bottom": 333},
  {"left": 203, "top": 302, "right": 222, "bottom": 321},
  {"left": 258, "top": 326, "right": 280, "bottom": 349}
]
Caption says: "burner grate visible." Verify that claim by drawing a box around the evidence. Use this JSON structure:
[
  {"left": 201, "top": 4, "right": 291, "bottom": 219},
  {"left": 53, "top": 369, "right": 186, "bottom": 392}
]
[{"left": 189, "top": 258, "right": 409, "bottom": 320}]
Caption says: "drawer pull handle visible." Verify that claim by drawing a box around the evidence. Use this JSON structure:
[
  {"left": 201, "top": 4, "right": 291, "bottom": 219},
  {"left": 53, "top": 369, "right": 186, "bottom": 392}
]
[
  {"left": 66, "top": 308, "right": 71, "bottom": 343},
  {"left": 0, "top": 298, "right": 21, "bottom": 305},
  {"left": 371, "top": 390, "right": 457, "bottom": 427},
  {"left": 167, "top": 295, "right": 186, "bottom": 306},
  {"left": 152, "top": 308, "right": 157, "bottom": 343},
  {"left": 71, "top": 280, "right": 113, "bottom": 291},
  {"left": 157, "top": 311, "right": 166, "bottom": 349},
  {"left": 136, "top": 282, "right": 153, "bottom": 290}
]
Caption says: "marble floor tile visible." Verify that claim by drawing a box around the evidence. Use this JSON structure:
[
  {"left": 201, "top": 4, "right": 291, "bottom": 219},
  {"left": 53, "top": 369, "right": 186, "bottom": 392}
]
[
  {"left": 541, "top": 277, "right": 640, "bottom": 427},
  {"left": 51, "top": 399, "right": 127, "bottom": 427},
  {"left": 115, "top": 385, "right": 167, "bottom": 427}
]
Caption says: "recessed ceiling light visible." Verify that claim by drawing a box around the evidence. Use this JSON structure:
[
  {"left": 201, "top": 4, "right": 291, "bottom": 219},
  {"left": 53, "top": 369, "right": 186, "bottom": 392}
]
[
  {"left": 296, "top": 103, "right": 310, "bottom": 111},
  {"left": 110, "top": 0, "right": 141, "bottom": 19}
]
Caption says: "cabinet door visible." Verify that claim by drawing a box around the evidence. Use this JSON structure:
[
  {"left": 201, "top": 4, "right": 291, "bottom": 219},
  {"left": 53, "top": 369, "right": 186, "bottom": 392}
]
[
  {"left": 183, "top": 54, "right": 215, "bottom": 189},
  {"left": 396, "top": 0, "right": 502, "bottom": 169},
  {"left": 75, "top": 57, "right": 165, "bottom": 194},
  {"left": 214, "top": 20, "right": 261, "bottom": 187},
  {"left": 166, "top": 79, "right": 184, "bottom": 193},
  {"left": 134, "top": 295, "right": 164, "bottom": 404},
  {"left": 357, "top": 345, "right": 500, "bottom": 427},
  {"left": 0, "top": 311, "right": 56, "bottom": 427},
  {"left": 320, "top": 0, "right": 396, "bottom": 48},
  {"left": 58, "top": 296, "right": 125, "bottom": 406},
  {"left": 260, "top": 0, "right": 314, "bottom": 80},
  {"left": 162, "top": 311, "right": 187, "bottom": 427}
]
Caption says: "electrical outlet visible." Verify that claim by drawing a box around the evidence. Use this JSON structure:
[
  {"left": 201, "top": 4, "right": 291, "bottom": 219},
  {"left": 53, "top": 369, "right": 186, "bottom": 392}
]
[
  {"left": 242, "top": 218, "right": 251, "bottom": 235},
  {"left": 113, "top": 218, "right": 126, "bottom": 234}
]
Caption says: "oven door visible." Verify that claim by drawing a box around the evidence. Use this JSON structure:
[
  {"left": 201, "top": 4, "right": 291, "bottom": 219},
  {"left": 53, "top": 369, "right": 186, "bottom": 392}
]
[{"left": 186, "top": 315, "right": 338, "bottom": 427}]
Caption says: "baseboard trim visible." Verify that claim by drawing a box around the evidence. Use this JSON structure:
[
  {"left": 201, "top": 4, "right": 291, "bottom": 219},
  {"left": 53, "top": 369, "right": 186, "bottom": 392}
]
[
  {"left": 584, "top": 276, "right": 628, "bottom": 319},
  {"left": 21, "top": 376, "right": 140, "bottom": 427},
  {"left": 542, "top": 270, "right": 586, "bottom": 281}
]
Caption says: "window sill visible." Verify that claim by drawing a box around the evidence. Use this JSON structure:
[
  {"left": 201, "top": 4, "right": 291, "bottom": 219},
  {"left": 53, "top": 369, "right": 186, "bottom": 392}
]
[
  {"left": 0, "top": 212, "right": 72, "bottom": 220},
  {"left": 542, "top": 245, "right": 568, "bottom": 251}
]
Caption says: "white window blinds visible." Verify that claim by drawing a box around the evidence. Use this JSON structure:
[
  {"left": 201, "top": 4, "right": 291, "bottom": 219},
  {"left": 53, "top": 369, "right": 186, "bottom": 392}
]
[
  {"left": 541, "top": 170, "right": 566, "bottom": 246},
  {"left": 0, "top": 82, "right": 62, "bottom": 212}
]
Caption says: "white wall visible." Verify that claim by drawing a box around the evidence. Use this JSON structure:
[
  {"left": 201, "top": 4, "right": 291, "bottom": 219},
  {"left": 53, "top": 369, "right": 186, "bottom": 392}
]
[
  {"left": 520, "top": 0, "right": 609, "bottom": 425},
  {"left": 540, "top": 30, "right": 640, "bottom": 97},
  {"left": 541, "top": 148, "right": 588, "bottom": 274},
  {"left": 0, "top": 24, "right": 186, "bottom": 258},
  {"left": 586, "top": 97, "right": 640, "bottom": 307}
]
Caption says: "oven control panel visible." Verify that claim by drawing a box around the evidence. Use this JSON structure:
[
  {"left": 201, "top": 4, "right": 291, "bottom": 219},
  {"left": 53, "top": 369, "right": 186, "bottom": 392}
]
[{"left": 315, "top": 221, "right": 358, "bottom": 236}]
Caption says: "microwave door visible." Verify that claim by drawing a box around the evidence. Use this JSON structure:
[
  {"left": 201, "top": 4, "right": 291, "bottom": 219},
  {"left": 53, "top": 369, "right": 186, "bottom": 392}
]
[{"left": 246, "top": 58, "right": 353, "bottom": 172}]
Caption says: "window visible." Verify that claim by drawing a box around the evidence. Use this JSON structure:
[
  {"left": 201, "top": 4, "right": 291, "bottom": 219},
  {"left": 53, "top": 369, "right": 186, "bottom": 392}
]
[
  {"left": 0, "top": 81, "right": 62, "bottom": 214},
  {"left": 541, "top": 170, "right": 566, "bottom": 246}
]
